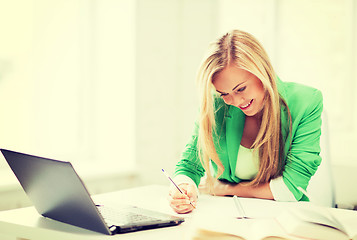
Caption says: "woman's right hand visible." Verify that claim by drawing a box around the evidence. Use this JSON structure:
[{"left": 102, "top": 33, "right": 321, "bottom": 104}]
[{"left": 168, "top": 182, "right": 198, "bottom": 214}]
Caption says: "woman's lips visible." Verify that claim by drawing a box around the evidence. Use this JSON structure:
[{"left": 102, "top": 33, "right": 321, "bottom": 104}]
[{"left": 239, "top": 99, "right": 253, "bottom": 110}]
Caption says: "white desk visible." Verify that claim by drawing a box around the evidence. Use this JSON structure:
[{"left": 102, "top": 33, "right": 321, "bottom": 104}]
[{"left": 0, "top": 185, "right": 355, "bottom": 240}]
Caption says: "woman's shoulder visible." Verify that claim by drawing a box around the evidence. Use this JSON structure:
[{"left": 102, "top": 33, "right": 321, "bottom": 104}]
[
  {"left": 278, "top": 80, "right": 323, "bottom": 125},
  {"left": 279, "top": 81, "right": 323, "bottom": 109},
  {"left": 279, "top": 80, "right": 321, "bottom": 96}
]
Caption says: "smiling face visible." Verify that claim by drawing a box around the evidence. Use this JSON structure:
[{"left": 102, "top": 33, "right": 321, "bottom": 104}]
[{"left": 212, "top": 65, "right": 265, "bottom": 117}]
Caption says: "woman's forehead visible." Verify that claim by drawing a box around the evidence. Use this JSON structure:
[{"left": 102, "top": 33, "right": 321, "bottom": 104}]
[{"left": 212, "top": 66, "right": 252, "bottom": 88}]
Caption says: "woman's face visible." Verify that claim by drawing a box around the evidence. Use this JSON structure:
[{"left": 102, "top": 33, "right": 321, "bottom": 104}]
[{"left": 212, "top": 65, "right": 265, "bottom": 117}]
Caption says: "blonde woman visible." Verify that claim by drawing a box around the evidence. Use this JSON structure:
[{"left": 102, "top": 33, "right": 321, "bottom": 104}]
[{"left": 168, "top": 29, "right": 323, "bottom": 214}]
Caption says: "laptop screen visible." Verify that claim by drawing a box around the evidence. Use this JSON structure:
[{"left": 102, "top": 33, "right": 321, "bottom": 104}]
[{"left": 1, "top": 149, "right": 111, "bottom": 234}]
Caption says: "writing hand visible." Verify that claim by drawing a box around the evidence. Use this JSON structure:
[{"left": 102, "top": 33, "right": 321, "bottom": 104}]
[{"left": 168, "top": 183, "right": 197, "bottom": 214}]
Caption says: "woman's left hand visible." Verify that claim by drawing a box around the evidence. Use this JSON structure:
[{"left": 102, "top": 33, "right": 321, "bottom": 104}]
[
  {"left": 199, "top": 177, "right": 274, "bottom": 199},
  {"left": 198, "top": 177, "right": 235, "bottom": 196}
]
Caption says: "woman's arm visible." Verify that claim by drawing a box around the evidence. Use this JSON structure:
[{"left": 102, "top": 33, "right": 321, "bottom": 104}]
[
  {"left": 175, "top": 122, "right": 206, "bottom": 186},
  {"left": 232, "top": 182, "right": 274, "bottom": 199},
  {"left": 199, "top": 179, "right": 274, "bottom": 199},
  {"left": 281, "top": 89, "right": 323, "bottom": 201}
]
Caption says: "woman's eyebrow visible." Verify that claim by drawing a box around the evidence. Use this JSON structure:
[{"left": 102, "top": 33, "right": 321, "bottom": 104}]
[
  {"left": 216, "top": 89, "right": 225, "bottom": 94},
  {"left": 232, "top": 82, "right": 244, "bottom": 91},
  {"left": 216, "top": 81, "right": 246, "bottom": 94}
]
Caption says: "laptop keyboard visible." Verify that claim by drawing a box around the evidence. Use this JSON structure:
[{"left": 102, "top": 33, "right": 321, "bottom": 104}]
[{"left": 97, "top": 206, "right": 161, "bottom": 226}]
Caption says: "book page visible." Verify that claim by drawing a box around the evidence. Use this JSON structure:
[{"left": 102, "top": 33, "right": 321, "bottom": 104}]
[
  {"left": 190, "top": 217, "right": 251, "bottom": 240},
  {"left": 189, "top": 217, "right": 292, "bottom": 240},
  {"left": 250, "top": 219, "right": 295, "bottom": 240},
  {"left": 276, "top": 208, "right": 350, "bottom": 240},
  {"left": 294, "top": 206, "right": 346, "bottom": 231},
  {"left": 190, "top": 228, "right": 246, "bottom": 240},
  {"left": 328, "top": 208, "right": 357, "bottom": 239}
]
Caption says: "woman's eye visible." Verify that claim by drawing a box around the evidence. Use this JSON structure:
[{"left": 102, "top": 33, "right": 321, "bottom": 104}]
[
  {"left": 236, "top": 86, "right": 246, "bottom": 92},
  {"left": 220, "top": 93, "right": 228, "bottom": 97}
]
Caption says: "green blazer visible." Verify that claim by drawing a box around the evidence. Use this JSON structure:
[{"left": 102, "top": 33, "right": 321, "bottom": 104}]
[{"left": 175, "top": 79, "right": 323, "bottom": 201}]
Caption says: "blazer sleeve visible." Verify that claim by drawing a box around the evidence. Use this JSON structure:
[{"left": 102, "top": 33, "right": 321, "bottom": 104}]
[
  {"left": 174, "top": 121, "right": 206, "bottom": 186},
  {"left": 282, "top": 89, "right": 323, "bottom": 201}
]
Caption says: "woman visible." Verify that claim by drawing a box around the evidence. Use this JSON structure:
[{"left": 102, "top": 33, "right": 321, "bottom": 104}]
[{"left": 168, "top": 29, "right": 323, "bottom": 214}]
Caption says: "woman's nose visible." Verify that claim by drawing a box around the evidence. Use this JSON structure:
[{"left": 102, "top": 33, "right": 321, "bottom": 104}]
[
  {"left": 231, "top": 95, "right": 238, "bottom": 106},
  {"left": 223, "top": 95, "right": 233, "bottom": 105},
  {"left": 229, "top": 94, "right": 243, "bottom": 107},
  {"left": 223, "top": 94, "right": 234, "bottom": 105}
]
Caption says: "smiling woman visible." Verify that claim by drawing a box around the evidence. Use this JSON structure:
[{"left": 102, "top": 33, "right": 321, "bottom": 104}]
[
  {"left": 168, "top": 29, "right": 324, "bottom": 214},
  {"left": 212, "top": 65, "right": 265, "bottom": 117}
]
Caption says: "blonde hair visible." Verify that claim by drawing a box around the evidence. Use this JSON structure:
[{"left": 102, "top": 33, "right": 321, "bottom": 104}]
[{"left": 197, "top": 30, "right": 287, "bottom": 190}]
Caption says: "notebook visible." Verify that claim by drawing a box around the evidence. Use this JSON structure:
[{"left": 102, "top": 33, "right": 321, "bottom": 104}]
[{"left": 0, "top": 148, "right": 184, "bottom": 235}]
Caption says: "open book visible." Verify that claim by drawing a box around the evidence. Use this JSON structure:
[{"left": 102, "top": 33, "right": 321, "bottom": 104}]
[
  {"left": 189, "top": 217, "right": 296, "bottom": 240},
  {"left": 276, "top": 206, "right": 357, "bottom": 240},
  {"left": 190, "top": 206, "right": 357, "bottom": 240}
]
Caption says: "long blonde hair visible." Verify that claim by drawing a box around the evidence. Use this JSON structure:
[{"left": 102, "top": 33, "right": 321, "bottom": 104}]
[{"left": 197, "top": 30, "right": 287, "bottom": 189}]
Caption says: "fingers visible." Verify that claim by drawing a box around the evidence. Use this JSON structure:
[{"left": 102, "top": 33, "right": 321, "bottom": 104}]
[
  {"left": 186, "top": 183, "right": 198, "bottom": 201},
  {"left": 168, "top": 183, "right": 197, "bottom": 214},
  {"left": 167, "top": 194, "right": 195, "bottom": 214}
]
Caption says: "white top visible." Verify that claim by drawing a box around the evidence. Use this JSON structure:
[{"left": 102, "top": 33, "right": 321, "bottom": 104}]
[
  {"left": 235, "top": 145, "right": 296, "bottom": 202},
  {"left": 235, "top": 145, "right": 259, "bottom": 180},
  {"left": 174, "top": 145, "right": 297, "bottom": 202}
]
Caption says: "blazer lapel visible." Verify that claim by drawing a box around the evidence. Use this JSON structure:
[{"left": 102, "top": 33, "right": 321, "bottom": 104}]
[{"left": 225, "top": 105, "right": 245, "bottom": 180}]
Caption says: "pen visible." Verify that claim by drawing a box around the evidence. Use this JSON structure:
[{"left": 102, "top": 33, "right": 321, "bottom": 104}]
[
  {"left": 233, "top": 195, "right": 249, "bottom": 219},
  {"left": 161, "top": 169, "right": 195, "bottom": 209}
]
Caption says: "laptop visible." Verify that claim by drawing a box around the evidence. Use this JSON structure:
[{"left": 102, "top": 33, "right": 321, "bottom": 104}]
[{"left": 0, "top": 148, "right": 184, "bottom": 235}]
